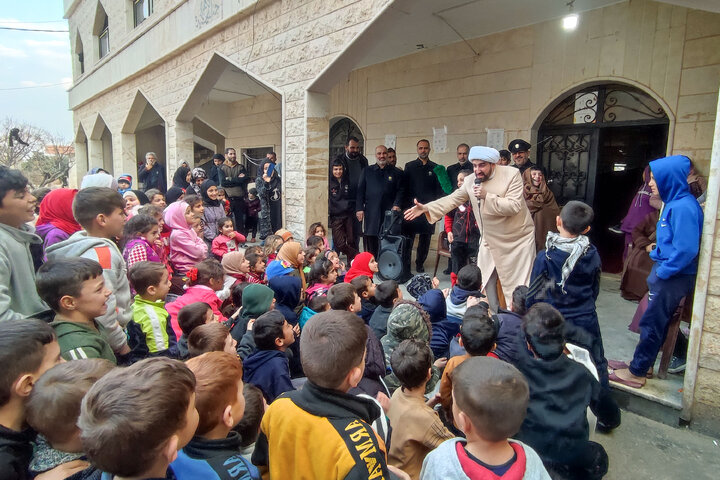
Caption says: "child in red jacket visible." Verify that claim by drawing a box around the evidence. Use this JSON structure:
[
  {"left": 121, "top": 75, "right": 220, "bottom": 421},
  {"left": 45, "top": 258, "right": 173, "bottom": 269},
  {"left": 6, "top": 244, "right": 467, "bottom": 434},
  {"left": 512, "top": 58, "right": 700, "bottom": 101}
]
[
  {"left": 165, "top": 259, "right": 227, "bottom": 339},
  {"left": 211, "top": 217, "right": 247, "bottom": 258}
]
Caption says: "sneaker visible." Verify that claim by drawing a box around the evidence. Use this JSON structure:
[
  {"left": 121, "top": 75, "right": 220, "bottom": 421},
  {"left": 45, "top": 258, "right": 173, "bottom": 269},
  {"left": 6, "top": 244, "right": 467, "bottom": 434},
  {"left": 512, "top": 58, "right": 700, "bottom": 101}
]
[
  {"left": 608, "top": 224, "right": 623, "bottom": 235},
  {"left": 443, "top": 267, "right": 452, "bottom": 275},
  {"left": 667, "top": 356, "right": 686, "bottom": 374}
]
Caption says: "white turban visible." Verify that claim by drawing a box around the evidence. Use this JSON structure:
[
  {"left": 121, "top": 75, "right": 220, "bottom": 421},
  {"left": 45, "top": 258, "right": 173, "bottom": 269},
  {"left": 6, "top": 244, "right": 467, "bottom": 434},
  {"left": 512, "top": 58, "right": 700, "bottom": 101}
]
[
  {"left": 469, "top": 146, "right": 500, "bottom": 164},
  {"left": 80, "top": 172, "right": 118, "bottom": 190}
]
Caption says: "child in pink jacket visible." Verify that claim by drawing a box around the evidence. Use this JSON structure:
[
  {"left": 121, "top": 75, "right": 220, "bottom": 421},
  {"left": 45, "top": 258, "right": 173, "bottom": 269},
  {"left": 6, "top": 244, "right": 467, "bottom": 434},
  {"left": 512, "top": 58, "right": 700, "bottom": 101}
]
[
  {"left": 165, "top": 259, "right": 227, "bottom": 339},
  {"left": 164, "top": 200, "right": 208, "bottom": 275}
]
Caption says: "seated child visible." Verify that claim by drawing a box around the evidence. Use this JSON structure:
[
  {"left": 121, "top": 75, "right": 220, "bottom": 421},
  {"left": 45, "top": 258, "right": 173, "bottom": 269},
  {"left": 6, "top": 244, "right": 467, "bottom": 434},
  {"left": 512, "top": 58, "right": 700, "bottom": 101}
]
[
  {"left": 387, "top": 339, "right": 453, "bottom": 479},
  {"left": 298, "top": 294, "right": 330, "bottom": 329},
  {"left": 439, "top": 306, "right": 498, "bottom": 418},
  {"left": 245, "top": 251, "right": 267, "bottom": 284},
  {"left": 252, "top": 310, "right": 391, "bottom": 479},
  {"left": 306, "top": 236, "right": 325, "bottom": 253},
  {"left": 127, "top": 261, "right": 177, "bottom": 359},
  {"left": 382, "top": 302, "right": 442, "bottom": 394},
  {"left": 145, "top": 188, "right": 166, "bottom": 208},
  {"left": 343, "top": 252, "right": 378, "bottom": 283},
  {"left": 268, "top": 276, "right": 302, "bottom": 326},
  {"left": 163, "top": 200, "right": 208, "bottom": 276},
  {"left": 222, "top": 250, "right": 251, "bottom": 288},
  {"left": 308, "top": 221, "right": 331, "bottom": 251},
  {"left": 176, "top": 302, "right": 216, "bottom": 359},
  {"left": 263, "top": 234, "right": 283, "bottom": 263},
  {"left": 417, "top": 289, "right": 451, "bottom": 359},
  {"left": 527, "top": 201, "right": 609, "bottom": 389},
  {"left": 494, "top": 286, "right": 529, "bottom": 364},
  {"left": 36, "top": 258, "right": 117, "bottom": 364},
  {"left": 265, "top": 241, "right": 306, "bottom": 290},
  {"left": 166, "top": 259, "right": 227, "bottom": 339},
  {"left": 137, "top": 204, "right": 172, "bottom": 272},
  {"left": 212, "top": 217, "right": 247, "bottom": 258},
  {"left": 321, "top": 249, "right": 347, "bottom": 281},
  {"left": 302, "top": 246, "right": 321, "bottom": 274},
  {"left": 350, "top": 274, "right": 378, "bottom": 323},
  {"left": 436, "top": 264, "right": 484, "bottom": 358},
  {"left": 122, "top": 214, "right": 162, "bottom": 271},
  {"left": 421, "top": 357, "right": 550, "bottom": 480},
  {"left": 26, "top": 359, "right": 114, "bottom": 478},
  {"left": 78, "top": 357, "right": 199, "bottom": 479},
  {"left": 229, "top": 284, "right": 276, "bottom": 345},
  {"left": 369, "top": 280, "right": 401, "bottom": 339},
  {"left": 513, "top": 303, "right": 607, "bottom": 480},
  {"left": 305, "top": 258, "right": 338, "bottom": 303},
  {"left": 328, "top": 283, "right": 387, "bottom": 398},
  {"left": 245, "top": 188, "right": 260, "bottom": 243},
  {"left": 243, "top": 311, "right": 296, "bottom": 402},
  {"left": 234, "top": 384, "right": 266, "bottom": 460},
  {"left": 171, "top": 352, "right": 260, "bottom": 480},
  {"left": 45, "top": 186, "right": 131, "bottom": 354},
  {"left": 0, "top": 319, "right": 62, "bottom": 478},
  {"left": 117, "top": 174, "right": 132, "bottom": 194},
  {"left": 188, "top": 322, "right": 238, "bottom": 358}
]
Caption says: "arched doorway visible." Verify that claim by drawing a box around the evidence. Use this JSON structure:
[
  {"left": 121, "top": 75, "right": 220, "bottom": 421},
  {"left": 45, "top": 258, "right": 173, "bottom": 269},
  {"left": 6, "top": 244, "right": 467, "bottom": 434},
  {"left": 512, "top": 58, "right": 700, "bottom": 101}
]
[
  {"left": 329, "top": 117, "right": 364, "bottom": 160},
  {"left": 536, "top": 83, "right": 669, "bottom": 272}
]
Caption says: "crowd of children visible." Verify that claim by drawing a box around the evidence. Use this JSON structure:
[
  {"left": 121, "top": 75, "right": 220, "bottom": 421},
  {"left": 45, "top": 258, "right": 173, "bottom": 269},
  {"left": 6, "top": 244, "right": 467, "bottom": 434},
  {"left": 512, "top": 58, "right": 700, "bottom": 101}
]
[{"left": 4, "top": 154, "right": 705, "bottom": 480}]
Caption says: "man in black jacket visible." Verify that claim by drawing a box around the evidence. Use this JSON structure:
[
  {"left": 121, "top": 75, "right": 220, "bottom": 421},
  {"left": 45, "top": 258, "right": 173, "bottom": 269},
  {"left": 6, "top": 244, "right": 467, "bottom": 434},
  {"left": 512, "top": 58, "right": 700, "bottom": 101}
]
[
  {"left": 508, "top": 139, "right": 536, "bottom": 174},
  {"left": 330, "top": 136, "right": 368, "bottom": 250},
  {"left": 220, "top": 147, "right": 252, "bottom": 233},
  {"left": 402, "top": 139, "right": 444, "bottom": 275},
  {"left": 138, "top": 152, "right": 166, "bottom": 193},
  {"left": 446, "top": 143, "right": 472, "bottom": 193},
  {"left": 356, "top": 145, "right": 404, "bottom": 258}
]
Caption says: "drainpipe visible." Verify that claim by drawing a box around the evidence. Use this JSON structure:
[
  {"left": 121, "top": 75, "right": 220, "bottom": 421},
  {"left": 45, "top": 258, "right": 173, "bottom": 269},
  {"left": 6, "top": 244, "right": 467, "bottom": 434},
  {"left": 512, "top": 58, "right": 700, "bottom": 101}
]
[{"left": 682, "top": 83, "right": 720, "bottom": 422}]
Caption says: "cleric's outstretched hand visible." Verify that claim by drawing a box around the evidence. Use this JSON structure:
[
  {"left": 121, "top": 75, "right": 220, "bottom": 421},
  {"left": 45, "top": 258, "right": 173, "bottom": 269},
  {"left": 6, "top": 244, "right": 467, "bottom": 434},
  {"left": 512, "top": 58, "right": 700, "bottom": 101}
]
[{"left": 404, "top": 198, "right": 428, "bottom": 221}]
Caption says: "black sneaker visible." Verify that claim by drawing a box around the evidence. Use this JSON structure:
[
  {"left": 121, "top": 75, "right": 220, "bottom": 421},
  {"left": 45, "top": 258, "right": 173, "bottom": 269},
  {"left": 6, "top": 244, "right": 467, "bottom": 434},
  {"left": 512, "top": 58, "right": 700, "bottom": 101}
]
[{"left": 668, "top": 356, "right": 686, "bottom": 374}]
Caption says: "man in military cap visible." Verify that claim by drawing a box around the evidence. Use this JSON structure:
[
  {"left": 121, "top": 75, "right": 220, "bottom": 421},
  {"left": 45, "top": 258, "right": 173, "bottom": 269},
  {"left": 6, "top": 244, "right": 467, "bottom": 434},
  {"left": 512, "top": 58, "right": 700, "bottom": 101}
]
[{"left": 508, "top": 139, "right": 536, "bottom": 175}]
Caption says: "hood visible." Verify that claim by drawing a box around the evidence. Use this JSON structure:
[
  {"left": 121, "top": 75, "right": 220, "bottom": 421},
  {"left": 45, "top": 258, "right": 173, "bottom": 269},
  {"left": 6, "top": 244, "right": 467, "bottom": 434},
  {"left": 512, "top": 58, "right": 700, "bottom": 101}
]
[
  {"left": 0, "top": 222, "right": 42, "bottom": 245},
  {"left": 34, "top": 222, "right": 58, "bottom": 238},
  {"left": 266, "top": 259, "right": 294, "bottom": 279},
  {"left": 383, "top": 303, "right": 430, "bottom": 343},
  {"left": 240, "top": 284, "right": 275, "bottom": 319},
  {"left": 649, "top": 155, "right": 691, "bottom": 203},
  {"left": 172, "top": 167, "right": 190, "bottom": 189},
  {"left": 163, "top": 201, "right": 191, "bottom": 230},
  {"left": 45, "top": 231, "right": 115, "bottom": 259},
  {"left": 450, "top": 286, "right": 484, "bottom": 305},
  {"left": 268, "top": 275, "right": 301, "bottom": 309},
  {"left": 243, "top": 349, "right": 286, "bottom": 375},
  {"left": 417, "top": 289, "right": 447, "bottom": 323}
]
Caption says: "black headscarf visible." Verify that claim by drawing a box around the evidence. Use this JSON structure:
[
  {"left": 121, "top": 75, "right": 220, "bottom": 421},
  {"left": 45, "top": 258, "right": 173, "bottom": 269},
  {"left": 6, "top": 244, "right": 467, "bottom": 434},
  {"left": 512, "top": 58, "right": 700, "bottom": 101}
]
[
  {"left": 165, "top": 186, "right": 185, "bottom": 204},
  {"left": 131, "top": 190, "right": 150, "bottom": 205},
  {"left": 200, "top": 180, "right": 220, "bottom": 207},
  {"left": 172, "top": 166, "right": 190, "bottom": 189}
]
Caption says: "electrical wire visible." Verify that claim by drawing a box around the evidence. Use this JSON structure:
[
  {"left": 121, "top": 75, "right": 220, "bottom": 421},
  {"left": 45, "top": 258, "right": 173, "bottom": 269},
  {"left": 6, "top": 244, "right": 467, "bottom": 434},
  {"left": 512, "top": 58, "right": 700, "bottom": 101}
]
[
  {"left": 0, "top": 26, "right": 68, "bottom": 32},
  {"left": 0, "top": 82, "right": 70, "bottom": 91}
]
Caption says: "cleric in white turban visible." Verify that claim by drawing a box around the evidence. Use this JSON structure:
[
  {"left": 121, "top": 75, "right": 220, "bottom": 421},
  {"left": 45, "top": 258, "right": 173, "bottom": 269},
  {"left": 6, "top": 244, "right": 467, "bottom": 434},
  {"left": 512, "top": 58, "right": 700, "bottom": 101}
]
[{"left": 405, "top": 145, "right": 536, "bottom": 311}]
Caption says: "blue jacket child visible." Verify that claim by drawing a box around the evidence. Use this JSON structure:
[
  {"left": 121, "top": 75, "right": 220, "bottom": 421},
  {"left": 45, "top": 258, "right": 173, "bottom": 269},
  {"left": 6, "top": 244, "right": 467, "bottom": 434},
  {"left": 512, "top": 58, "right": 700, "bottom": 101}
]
[{"left": 243, "top": 311, "right": 296, "bottom": 402}]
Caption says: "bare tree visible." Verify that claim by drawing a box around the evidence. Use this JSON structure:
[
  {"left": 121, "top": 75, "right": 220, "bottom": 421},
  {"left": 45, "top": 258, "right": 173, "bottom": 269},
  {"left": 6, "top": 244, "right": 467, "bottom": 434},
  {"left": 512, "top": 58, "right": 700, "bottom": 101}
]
[{"left": 0, "top": 118, "right": 75, "bottom": 188}]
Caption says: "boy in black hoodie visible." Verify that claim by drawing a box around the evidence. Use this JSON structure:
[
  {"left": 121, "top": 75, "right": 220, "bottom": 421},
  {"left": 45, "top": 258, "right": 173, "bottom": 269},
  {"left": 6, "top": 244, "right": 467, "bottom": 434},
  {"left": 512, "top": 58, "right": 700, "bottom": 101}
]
[
  {"left": 513, "top": 303, "right": 608, "bottom": 480},
  {"left": 171, "top": 351, "right": 260, "bottom": 480},
  {"left": 242, "top": 311, "right": 296, "bottom": 402},
  {"left": 0, "top": 319, "right": 69, "bottom": 480},
  {"left": 328, "top": 159, "right": 359, "bottom": 262}
]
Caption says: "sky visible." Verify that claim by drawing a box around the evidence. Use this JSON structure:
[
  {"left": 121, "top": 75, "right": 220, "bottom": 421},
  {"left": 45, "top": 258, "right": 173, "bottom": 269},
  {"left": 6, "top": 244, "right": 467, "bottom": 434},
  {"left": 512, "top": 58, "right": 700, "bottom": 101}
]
[{"left": 0, "top": 1, "right": 73, "bottom": 140}]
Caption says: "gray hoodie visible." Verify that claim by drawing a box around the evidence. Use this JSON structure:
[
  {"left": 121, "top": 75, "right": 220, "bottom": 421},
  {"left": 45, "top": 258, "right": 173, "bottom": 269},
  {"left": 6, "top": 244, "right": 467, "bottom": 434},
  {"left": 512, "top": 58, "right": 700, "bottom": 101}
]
[
  {"left": 0, "top": 223, "right": 48, "bottom": 322},
  {"left": 46, "top": 231, "right": 130, "bottom": 351},
  {"left": 420, "top": 438, "right": 551, "bottom": 480}
]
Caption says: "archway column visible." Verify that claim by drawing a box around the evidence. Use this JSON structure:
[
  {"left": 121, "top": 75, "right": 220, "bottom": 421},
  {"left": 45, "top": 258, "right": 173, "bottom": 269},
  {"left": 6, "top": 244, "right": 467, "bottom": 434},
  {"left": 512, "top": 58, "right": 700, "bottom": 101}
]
[{"left": 169, "top": 119, "right": 194, "bottom": 178}]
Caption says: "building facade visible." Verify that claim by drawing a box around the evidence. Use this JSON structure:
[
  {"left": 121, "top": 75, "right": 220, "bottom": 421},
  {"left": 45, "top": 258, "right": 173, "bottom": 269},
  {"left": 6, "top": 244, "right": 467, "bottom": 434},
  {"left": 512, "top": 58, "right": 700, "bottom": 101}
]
[{"left": 65, "top": 0, "right": 720, "bottom": 431}]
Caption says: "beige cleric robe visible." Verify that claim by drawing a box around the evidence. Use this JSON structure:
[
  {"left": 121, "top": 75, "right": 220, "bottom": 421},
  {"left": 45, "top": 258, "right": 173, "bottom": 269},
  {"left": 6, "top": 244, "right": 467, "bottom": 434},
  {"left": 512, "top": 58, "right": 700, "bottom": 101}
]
[{"left": 424, "top": 165, "right": 536, "bottom": 301}]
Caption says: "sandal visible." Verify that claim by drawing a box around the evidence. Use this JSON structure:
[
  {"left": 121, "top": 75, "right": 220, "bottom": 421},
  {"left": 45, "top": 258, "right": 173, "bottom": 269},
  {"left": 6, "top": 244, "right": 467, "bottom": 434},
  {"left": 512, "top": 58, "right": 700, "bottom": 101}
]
[
  {"left": 609, "top": 371, "right": 644, "bottom": 389},
  {"left": 608, "top": 360, "right": 629, "bottom": 370}
]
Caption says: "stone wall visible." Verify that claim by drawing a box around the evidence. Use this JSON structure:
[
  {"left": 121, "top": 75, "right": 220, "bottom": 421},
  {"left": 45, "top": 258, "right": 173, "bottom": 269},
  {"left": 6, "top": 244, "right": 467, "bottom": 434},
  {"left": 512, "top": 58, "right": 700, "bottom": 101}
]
[
  {"left": 329, "top": 0, "right": 720, "bottom": 174},
  {"left": 227, "top": 93, "right": 282, "bottom": 155},
  {"left": 67, "top": 0, "right": 391, "bottom": 236}
]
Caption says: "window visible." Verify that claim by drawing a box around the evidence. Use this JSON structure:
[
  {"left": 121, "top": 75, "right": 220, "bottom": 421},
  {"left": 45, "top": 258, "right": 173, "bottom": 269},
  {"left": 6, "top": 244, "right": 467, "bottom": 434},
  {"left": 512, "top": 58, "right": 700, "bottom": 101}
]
[
  {"left": 133, "top": 0, "right": 153, "bottom": 27},
  {"left": 99, "top": 15, "right": 109, "bottom": 58}
]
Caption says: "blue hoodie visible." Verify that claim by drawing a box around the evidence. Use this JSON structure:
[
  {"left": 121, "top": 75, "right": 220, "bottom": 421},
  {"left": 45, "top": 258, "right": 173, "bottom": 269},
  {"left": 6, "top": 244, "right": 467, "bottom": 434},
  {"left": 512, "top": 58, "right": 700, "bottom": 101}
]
[
  {"left": 649, "top": 155, "right": 703, "bottom": 279},
  {"left": 418, "top": 289, "right": 456, "bottom": 359},
  {"left": 268, "top": 276, "right": 301, "bottom": 325},
  {"left": 243, "top": 349, "right": 294, "bottom": 402}
]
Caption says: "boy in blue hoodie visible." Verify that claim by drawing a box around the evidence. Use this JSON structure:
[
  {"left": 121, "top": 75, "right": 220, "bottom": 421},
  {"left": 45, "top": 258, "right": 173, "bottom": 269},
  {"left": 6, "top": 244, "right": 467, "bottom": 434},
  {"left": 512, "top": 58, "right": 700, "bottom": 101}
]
[
  {"left": 243, "top": 311, "right": 296, "bottom": 402},
  {"left": 611, "top": 155, "right": 703, "bottom": 388}
]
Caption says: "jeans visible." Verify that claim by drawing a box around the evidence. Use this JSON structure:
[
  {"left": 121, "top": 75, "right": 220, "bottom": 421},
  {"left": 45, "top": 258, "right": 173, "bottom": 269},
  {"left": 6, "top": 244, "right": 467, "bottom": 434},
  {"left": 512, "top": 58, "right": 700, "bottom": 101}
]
[{"left": 629, "top": 265, "right": 696, "bottom": 377}]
